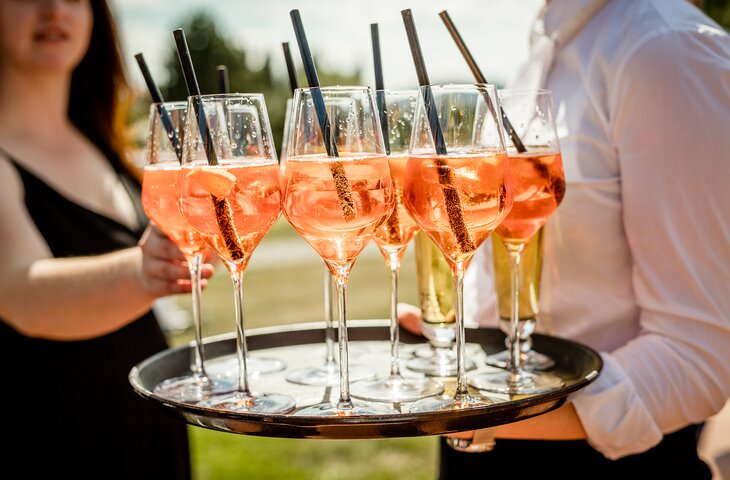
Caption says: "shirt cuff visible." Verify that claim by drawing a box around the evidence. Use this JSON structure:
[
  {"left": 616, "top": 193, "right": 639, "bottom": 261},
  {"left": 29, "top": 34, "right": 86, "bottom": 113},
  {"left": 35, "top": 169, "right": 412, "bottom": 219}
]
[{"left": 569, "top": 352, "right": 663, "bottom": 459}]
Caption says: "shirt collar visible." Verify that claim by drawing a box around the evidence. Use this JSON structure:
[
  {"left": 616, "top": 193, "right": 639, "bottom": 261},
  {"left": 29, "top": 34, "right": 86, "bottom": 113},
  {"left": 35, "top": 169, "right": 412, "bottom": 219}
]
[{"left": 535, "top": 0, "right": 611, "bottom": 45}]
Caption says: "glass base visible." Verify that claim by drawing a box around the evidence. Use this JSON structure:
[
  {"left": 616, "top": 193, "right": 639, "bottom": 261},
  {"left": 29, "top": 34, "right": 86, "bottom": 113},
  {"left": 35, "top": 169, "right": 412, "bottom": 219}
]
[
  {"left": 406, "top": 350, "right": 477, "bottom": 377},
  {"left": 350, "top": 375, "right": 444, "bottom": 403},
  {"left": 285, "top": 363, "right": 377, "bottom": 387},
  {"left": 484, "top": 348, "right": 555, "bottom": 371},
  {"left": 412, "top": 342, "right": 481, "bottom": 359},
  {"left": 153, "top": 373, "right": 237, "bottom": 403},
  {"left": 198, "top": 390, "right": 296, "bottom": 414},
  {"left": 293, "top": 400, "right": 399, "bottom": 416},
  {"left": 467, "top": 370, "right": 564, "bottom": 395},
  {"left": 409, "top": 393, "right": 492, "bottom": 413},
  {"left": 206, "top": 355, "right": 287, "bottom": 379}
]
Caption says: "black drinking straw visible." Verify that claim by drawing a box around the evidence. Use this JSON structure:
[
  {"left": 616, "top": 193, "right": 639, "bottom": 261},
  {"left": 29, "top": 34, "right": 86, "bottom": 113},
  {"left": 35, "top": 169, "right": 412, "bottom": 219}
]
[
  {"left": 402, "top": 9, "right": 474, "bottom": 254},
  {"left": 134, "top": 53, "right": 183, "bottom": 163},
  {"left": 289, "top": 9, "right": 338, "bottom": 158},
  {"left": 216, "top": 65, "right": 230, "bottom": 94},
  {"left": 400, "top": 9, "right": 447, "bottom": 155},
  {"left": 370, "top": 24, "right": 390, "bottom": 155},
  {"left": 173, "top": 28, "right": 218, "bottom": 165},
  {"left": 438, "top": 10, "right": 527, "bottom": 153},
  {"left": 281, "top": 42, "right": 299, "bottom": 95}
]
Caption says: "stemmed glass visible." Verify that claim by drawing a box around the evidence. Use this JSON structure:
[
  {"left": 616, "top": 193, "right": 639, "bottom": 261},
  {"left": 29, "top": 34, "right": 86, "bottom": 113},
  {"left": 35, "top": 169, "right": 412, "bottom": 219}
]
[
  {"left": 282, "top": 86, "right": 397, "bottom": 416},
  {"left": 467, "top": 89, "right": 565, "bottom": 395},
  {"left": 179, "top": 93, "right": 295, "bottom": 413},
  {"left": 405, "top": 84, "right": 513, "bottom": 412},
  {"left": 282, "top": 97, "right": 377, "bottom": 387},
  {"left": 143, "top": 101, "right": 236, "bottom": 402},
  {"left": 485, "top": 227, "right": 556, "bottom": 370},
  {"left": 350, "top": 89, "right": 444, "bottom": 402}
]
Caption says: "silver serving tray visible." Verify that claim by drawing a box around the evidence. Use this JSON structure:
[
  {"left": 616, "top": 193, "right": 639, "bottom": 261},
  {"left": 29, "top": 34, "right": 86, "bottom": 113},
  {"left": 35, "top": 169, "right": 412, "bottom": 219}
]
[{"left": 129, "top": 320, "right": 601, "bottom": 439}]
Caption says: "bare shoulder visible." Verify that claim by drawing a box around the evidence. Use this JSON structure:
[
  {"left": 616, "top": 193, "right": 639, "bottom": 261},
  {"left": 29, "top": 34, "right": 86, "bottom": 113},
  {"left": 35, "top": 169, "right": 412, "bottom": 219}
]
[{"left": 0, "top": 154, "right": 52, "bottom": 267}]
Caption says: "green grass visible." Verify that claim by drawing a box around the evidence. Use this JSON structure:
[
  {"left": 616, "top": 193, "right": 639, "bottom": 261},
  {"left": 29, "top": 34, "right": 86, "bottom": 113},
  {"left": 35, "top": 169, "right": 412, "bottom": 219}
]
[
  {"left": 165, "top": 226, "right": 439, "bottom": 479},
  {"left": 190, "top": 430, "right": 439, "bottom": 480}
]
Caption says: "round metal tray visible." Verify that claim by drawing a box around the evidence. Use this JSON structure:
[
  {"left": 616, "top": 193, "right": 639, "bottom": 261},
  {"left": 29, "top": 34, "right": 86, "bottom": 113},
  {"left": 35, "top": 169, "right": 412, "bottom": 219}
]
[{"left": 129, "top": 321, "right": 601, "bottom": 439}]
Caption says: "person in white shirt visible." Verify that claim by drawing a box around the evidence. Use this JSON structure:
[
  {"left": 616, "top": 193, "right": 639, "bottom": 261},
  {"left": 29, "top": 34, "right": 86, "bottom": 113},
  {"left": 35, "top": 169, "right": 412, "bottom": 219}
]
[{"left": 400, "top": 0, "right": 730, "bottom": 477}]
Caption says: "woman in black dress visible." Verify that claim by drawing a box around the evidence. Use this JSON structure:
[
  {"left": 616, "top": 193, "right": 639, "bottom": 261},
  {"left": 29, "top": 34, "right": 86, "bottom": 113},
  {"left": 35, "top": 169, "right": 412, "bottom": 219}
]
[{"left": 0, "top": 1, "right": 213, "bottom": 478}]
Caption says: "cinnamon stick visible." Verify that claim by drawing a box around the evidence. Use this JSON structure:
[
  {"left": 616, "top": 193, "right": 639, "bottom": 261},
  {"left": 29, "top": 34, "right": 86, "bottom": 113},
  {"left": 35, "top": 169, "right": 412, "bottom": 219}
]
[
  {"left": 330, "top": 161, "right": 356, "bottom": 220},
  {"left": 436, "top": 160, "right": 475, "bottom": 253}
]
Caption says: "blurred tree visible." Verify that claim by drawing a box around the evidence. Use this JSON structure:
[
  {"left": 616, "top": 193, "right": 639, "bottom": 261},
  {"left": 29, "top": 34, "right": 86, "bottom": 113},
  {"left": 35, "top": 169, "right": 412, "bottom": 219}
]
[
  {"left": 700, "top": 0, "right": 730, "bottom": 29},
  {"left": 156, "top": 10, "right": 361, "bottom": 157}
]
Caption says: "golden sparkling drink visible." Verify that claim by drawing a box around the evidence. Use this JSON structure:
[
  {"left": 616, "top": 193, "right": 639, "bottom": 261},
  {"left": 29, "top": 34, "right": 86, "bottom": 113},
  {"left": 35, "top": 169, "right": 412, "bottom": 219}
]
[
  {"left": 492, "top": 227, "right": 544, "bottom": 338},
  {"left": 415, "top": 231, "right": 455, "bottom": 347}
]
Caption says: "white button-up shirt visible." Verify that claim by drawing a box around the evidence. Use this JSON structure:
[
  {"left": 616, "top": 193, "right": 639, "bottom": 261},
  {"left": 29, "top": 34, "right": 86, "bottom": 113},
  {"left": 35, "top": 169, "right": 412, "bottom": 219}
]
[{"left": 466, "top": 0, "right": 730, "bottom": 459}]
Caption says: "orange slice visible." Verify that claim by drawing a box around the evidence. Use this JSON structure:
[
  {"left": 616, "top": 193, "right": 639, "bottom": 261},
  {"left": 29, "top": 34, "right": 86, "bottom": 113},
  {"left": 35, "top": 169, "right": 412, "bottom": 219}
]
[{"left": 188, "top": 168, "right": 237, "bottom": 197}]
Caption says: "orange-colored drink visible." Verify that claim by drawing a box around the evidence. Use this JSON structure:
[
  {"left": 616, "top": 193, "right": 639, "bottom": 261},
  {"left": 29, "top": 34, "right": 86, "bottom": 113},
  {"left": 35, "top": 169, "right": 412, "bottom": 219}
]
[
  {"left": 496, "top": 151, "right": 565, "bottom": 244},
  {"left": 404, "top": 151, "right": 512, "bottom": 263},
  {"left": 142, "top": 164, "right": 207, "bottom": 257},
  {"left": 281, "top": 153, "right": 394, "bottom": 266},
  {"left": 373, "top": 154, "right": 419, "bottom": 255},
  {"left": 179, "top": 160, "right": 281, "bottom": 266}
]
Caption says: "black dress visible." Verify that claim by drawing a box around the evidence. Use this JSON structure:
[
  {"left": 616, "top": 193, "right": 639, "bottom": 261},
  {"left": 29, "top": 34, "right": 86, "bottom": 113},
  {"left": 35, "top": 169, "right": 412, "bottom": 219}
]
[
  {"left": 0, "top": 157, "right": 192, "bottom": 480},
  {"left": 439, "top": 422, "right": 712, "bottom": 479}
]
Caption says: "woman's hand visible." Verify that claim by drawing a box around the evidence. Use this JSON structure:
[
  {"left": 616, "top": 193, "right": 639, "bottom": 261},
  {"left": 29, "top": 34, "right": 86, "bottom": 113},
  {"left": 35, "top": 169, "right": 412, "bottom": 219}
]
[
  {"left": 137, "top": 225, "right": 215, "bottom": 297},
  {"left": 397, "top": 302, "right": 424, "bottom": 336}
]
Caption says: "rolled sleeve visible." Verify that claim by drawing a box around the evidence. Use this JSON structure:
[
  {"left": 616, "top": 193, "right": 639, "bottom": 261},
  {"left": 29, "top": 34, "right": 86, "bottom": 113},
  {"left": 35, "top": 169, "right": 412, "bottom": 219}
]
[{"left": 570, "top": 353, "right": 662, "bottom": 459}]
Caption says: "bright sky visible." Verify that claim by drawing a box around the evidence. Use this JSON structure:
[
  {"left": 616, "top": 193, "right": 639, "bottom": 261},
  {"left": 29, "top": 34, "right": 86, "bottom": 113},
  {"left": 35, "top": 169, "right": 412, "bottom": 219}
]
[{"left": 110, "top": 0, "right": 544, "bottom": 91}]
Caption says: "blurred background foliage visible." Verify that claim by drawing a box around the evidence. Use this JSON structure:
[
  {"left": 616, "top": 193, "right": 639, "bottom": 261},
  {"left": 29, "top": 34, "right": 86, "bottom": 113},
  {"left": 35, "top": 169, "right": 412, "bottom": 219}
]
[{"left": 699, "top": 0, "right": 730, "bottom": 28}]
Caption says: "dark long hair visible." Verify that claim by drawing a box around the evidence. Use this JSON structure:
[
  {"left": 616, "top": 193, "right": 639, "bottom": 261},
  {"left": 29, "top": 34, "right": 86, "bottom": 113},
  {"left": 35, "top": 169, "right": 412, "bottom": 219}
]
[{"left": 68, "top": 0, "right": 132, "bottom": 175}]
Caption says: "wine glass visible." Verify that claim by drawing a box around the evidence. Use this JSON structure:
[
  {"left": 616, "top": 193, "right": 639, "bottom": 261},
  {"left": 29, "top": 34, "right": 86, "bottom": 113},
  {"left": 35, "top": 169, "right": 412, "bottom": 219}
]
[
  {"left": 282, "top": 96, "right": 377, "bottom": 387},
  {"left": 485, "top": 227, "right": 556, "bottom": 370},
  {"left": 179, "top": 93, "right": 295, "bottom": 413},
  {"left": 350, "top": 89, "right": 444, "bottom": 402},
  {"left": 282, "top": 86, "right": 397, "bottom": 416},
  {"left": 404, "top": 83, "right": 513, "bottom": 412},
  {"left": 142, "top": 101, "right": 236, "bottom": 403},
  {"left": 467, "top": 88, "right": 565, "bottom": 395}
]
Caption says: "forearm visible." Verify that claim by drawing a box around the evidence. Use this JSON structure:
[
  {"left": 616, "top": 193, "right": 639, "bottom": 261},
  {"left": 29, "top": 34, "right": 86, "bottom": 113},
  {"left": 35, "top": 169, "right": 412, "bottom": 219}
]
[
  {"left": 1, "top": 247, "right": 156, "bottom": 340},
  {"left": 493, "top": 402, "right": 586, "bottom": 440}
]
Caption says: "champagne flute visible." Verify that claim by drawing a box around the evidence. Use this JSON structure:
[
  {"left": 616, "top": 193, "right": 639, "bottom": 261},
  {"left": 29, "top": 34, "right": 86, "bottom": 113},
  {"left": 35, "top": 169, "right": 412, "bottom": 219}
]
[
  {"left": 467, "top": 89, "right": 565, "bottom": 395},
  {"left": 407, "top": 230, "right": 478, "bottom": 376},
  {"left": 350, "top": 89, "right": 444, "bottom": 402},
  {"left": 142, "top": 101, "right": 236, "bottom": 402},
  {"left": 282, "top": 85, "right": 397, "bottom": 416},
  {"left": 485, "top": 227, "right": 556, "bottom": 370},
  {"left": 179, "top": 93, "right": 295, "bottom": 413},
  {"left": 404, "top": 83, "right": 513, "bottom": 412}
]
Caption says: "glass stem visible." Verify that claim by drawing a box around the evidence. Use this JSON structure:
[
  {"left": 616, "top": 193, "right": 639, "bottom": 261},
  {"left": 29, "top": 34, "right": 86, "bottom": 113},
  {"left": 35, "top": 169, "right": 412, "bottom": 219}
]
[
  {"left": 187, "top": 253, "right": 207, "bottom": 379},
  {"left": 452, "top": 260, "right": 468, "bottom": 401},
  {"left": 388, "top": 251, "right": 402, "bottom": 379},
  {"left": 230, "top": 266, "right": 251, "bottom": 398},
  {"left": 506, "top": 243, "right": 525, "bottom": 377},
  {"left": 333, "top": 267, "right": 352, "bottom": 410},
  {"left": 323, "top": 264, "right": 336, "bottom": 367}
]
